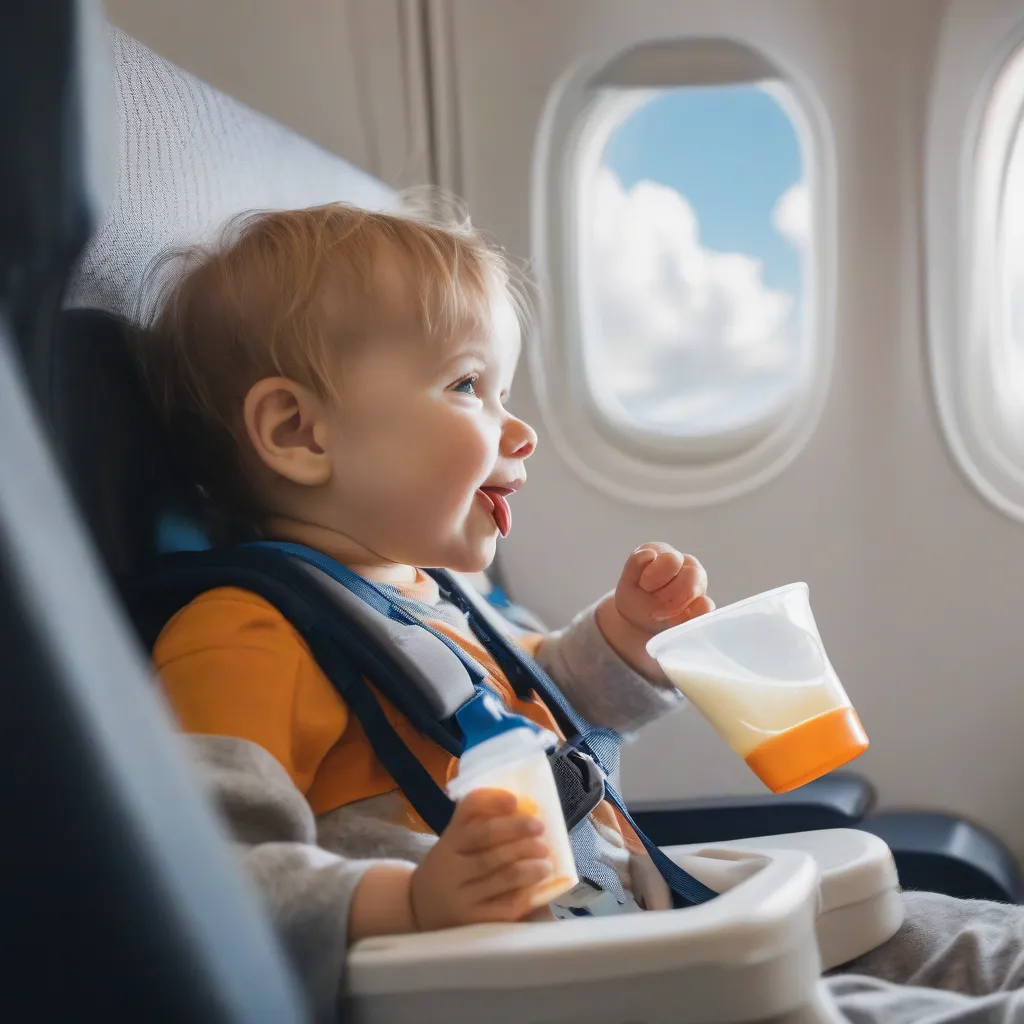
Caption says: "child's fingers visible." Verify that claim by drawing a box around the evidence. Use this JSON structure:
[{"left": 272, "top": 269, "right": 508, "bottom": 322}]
[
  {"left": 657, "top": 594, "right": 716, "bottom": 628},
  {"left": 462, "top": 856, "right": 554, "bottom": 904},
  {"left": 451, "top": 809, "right": 545, "bottom": 854},
  {"left": 637, "top": 548, "right": 686, "bottom": 592},
  {"left": 459, "top": 835, "right": 552, "bottom": 882},
  {"left": 648, "top": 560, "right": 707, "bottom": 619},
  {"left": 447, "top": 787, "right": 518, "bottom": 826},
  {"left": 620, "top": 545, "right": 659, "bottom": 588},
  {"left": 686, "top": 595, "right": 715, "bottom": 618}
]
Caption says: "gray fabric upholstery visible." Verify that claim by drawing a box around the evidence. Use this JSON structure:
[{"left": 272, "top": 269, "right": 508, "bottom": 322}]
[{"left": 64, "top": 27, "right": 395, "bottom": 322}]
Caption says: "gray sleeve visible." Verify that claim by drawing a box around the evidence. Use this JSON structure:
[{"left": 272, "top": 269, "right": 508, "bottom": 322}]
[
  {"left": 186, "top": 734, "right": 415, "bottom": 1021},
  {"left": 532, "top": 602, "right": 684, "bottom": 736}
]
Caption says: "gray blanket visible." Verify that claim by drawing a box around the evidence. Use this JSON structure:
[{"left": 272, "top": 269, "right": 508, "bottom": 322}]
[{"left": 827, "top": 891, "right": 1024, "bottom": 1022}]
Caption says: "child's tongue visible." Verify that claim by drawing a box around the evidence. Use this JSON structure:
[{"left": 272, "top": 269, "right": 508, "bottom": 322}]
[{"left": 479, "top": 488, "right": 511, "bottom": 537}]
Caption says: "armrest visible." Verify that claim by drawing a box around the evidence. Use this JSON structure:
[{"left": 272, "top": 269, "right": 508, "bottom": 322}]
[
  {"left": 860, "top": 811, "right": 1024, "bottom": 903},
  {"left": 627, "top": 773, "right": 877, "bottom": 847}
]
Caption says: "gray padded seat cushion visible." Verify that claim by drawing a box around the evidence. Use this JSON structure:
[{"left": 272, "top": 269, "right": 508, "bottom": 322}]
[{"left": 65, "top": 27, "right": 395, "bottom": 321}]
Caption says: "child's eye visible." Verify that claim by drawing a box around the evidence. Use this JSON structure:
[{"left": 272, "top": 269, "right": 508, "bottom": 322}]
[{"left": 451, "top": 375, "right": 479, "bottom": 396}]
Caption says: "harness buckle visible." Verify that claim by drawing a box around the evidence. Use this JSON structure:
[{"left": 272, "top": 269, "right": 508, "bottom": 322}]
[{"left": 548, "top": 744, "right": 606, "bottom": 831}]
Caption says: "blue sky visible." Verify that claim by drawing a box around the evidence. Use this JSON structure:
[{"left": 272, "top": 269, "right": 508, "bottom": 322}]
[
  {"left": 601, "top": 85, "right": 803, "bottom": 296},
  {"left": 586, "top": 84, "right": 808, "bottom": 434}
]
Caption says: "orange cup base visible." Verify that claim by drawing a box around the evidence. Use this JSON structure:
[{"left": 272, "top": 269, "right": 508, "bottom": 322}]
[{"left": 744, "top": 706, "right": 869, "bottom": 794}]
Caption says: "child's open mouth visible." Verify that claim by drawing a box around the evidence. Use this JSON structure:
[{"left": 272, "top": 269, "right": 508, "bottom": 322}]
[{"left": 476, "top": 487, "right": 513, "bottom": 537}]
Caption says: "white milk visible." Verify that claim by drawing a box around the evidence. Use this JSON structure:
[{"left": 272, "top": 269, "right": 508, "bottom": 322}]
[
  {"left": 656, "top": 658, "right": 848, "bottom": 758},
  {"left": 648, "top": 596, "right": 850, "bottom": 758}
]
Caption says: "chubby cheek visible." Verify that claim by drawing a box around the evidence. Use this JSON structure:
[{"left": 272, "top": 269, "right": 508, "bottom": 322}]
[
  {"left": 332, "top": 401, "right": 498, "bottom": 566},
  {"left": 419, "top": 411, "right": 496, "bottom": 528},
  {"left": 389, "top": 410, "right": 498, "bottom": 570}
]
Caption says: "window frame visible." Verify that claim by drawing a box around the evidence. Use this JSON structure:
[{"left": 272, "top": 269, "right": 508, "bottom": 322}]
[
  {"left": 531, "top": 37, "right": 836, "bottom": 507},
  {"left": 926, "top": 2, "right": 1024, "bottom": 523}
]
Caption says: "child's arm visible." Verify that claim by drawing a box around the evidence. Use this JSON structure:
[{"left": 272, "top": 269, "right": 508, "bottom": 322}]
[
  {"left": 191, "top": 735, "right": 551, "bottom": 1016},
  {"left": 526, "top": 544, "right": 713, "bottom": 736}
]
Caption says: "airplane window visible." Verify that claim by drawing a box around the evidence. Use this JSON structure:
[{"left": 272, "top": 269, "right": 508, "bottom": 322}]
[
  {"left": 923, "top": 7, "right": 1024, "bottom": 523},
  {"left": 986, "top": 46, "right": 1024, "bottom": 453},
  {"left": 579, "top": 83, "right": 809, "bottom": 440},
  {"left": 534, "top": 40, "right": 833, "bottom": 506},
  {"left": 933, "top": 33, "right": 1024, "bottom": 517}
]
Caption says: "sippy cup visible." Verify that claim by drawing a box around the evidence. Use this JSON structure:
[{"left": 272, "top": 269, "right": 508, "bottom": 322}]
[{"left": 646, "top": 583, "right": 868, "bottom": 794}]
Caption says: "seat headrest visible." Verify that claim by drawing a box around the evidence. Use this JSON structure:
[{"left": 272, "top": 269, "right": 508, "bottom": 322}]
[
  {"left": 65, "top": 27, "right": 395, "bottom": 321},
  {"left": 49, "top": 309, "right": 202, "bottom": 582},
  {"left": 50, "top": 28, "right": 397, "bottom": 581}
]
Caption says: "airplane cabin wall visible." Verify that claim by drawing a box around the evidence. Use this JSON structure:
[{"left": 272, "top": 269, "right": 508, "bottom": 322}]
[{"left": 102, "top": 0, "right": 430, "bottom": 187}]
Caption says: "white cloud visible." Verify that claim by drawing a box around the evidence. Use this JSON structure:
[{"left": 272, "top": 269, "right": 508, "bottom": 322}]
[
  {"left": 585, "top": 167, "right": 806, "bottom": 434},
  {"left": 772, "top": 182, "right": 810, "bottom": 252}
]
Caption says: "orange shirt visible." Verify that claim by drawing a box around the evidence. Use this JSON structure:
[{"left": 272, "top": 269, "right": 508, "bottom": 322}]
[{"left": 153, "top": 571, "right": 637, "bottom": 848}]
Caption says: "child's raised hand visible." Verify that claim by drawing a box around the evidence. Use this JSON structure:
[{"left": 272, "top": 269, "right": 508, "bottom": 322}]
[
  {"left": 614, "top": 542, "right": 714, "bottom": 635},
  {"left": 409, "top": 788, "right": 553, "bottom": 930}
]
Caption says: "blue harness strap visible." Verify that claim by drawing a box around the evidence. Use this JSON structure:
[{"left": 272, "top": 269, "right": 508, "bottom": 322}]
[{"left": 135, "top": 542, "right": 717, "bottom": 908}]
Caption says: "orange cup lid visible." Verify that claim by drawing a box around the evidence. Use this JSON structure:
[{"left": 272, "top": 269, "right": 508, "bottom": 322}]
[{"left": 743, "top": 706, "right": 869, "bottom": 794}]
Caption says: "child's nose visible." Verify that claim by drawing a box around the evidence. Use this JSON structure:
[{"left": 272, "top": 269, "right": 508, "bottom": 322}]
[{"left": 503, "top": 416, "right": 537, "bottom": 460}]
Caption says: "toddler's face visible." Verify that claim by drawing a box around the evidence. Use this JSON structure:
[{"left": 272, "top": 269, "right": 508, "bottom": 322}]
[{"left": 320, "top": 291, "right": 536, "bottom": 572}]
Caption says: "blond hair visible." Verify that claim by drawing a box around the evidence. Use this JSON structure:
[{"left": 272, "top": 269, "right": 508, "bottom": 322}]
[{"left": 136, "top": 195, "right": 527, "bottom": 529}]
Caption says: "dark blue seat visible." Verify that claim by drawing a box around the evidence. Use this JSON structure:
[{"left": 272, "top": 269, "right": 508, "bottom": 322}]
[{"left": 0, "top": 3, "right": 306, "bottom": 1021}]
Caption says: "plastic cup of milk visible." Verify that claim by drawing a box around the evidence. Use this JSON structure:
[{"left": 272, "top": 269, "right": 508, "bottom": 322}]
[
  {"left": 447, "top": 690, "right": 579, "bottom": 909},
  {"left": 646, "top": 583, "right": 868, "bottom": 794}
]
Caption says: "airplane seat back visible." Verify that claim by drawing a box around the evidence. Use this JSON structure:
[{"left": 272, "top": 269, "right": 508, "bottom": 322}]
[
  {"left": 0, "top": 5, "right": 309, "bottom": 1018},
  {"left": 47, "top": 26, "right": 395, "bottom": 584}
]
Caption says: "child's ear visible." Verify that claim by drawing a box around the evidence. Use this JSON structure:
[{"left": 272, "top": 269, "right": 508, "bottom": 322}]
[{"left": 243, "top": 377, "right": 332, "bottom": 486}]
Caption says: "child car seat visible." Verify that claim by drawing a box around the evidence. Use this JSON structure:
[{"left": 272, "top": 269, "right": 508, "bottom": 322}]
[{"left": 27, "top": 17, "right": 907, "bottom": 1023}]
